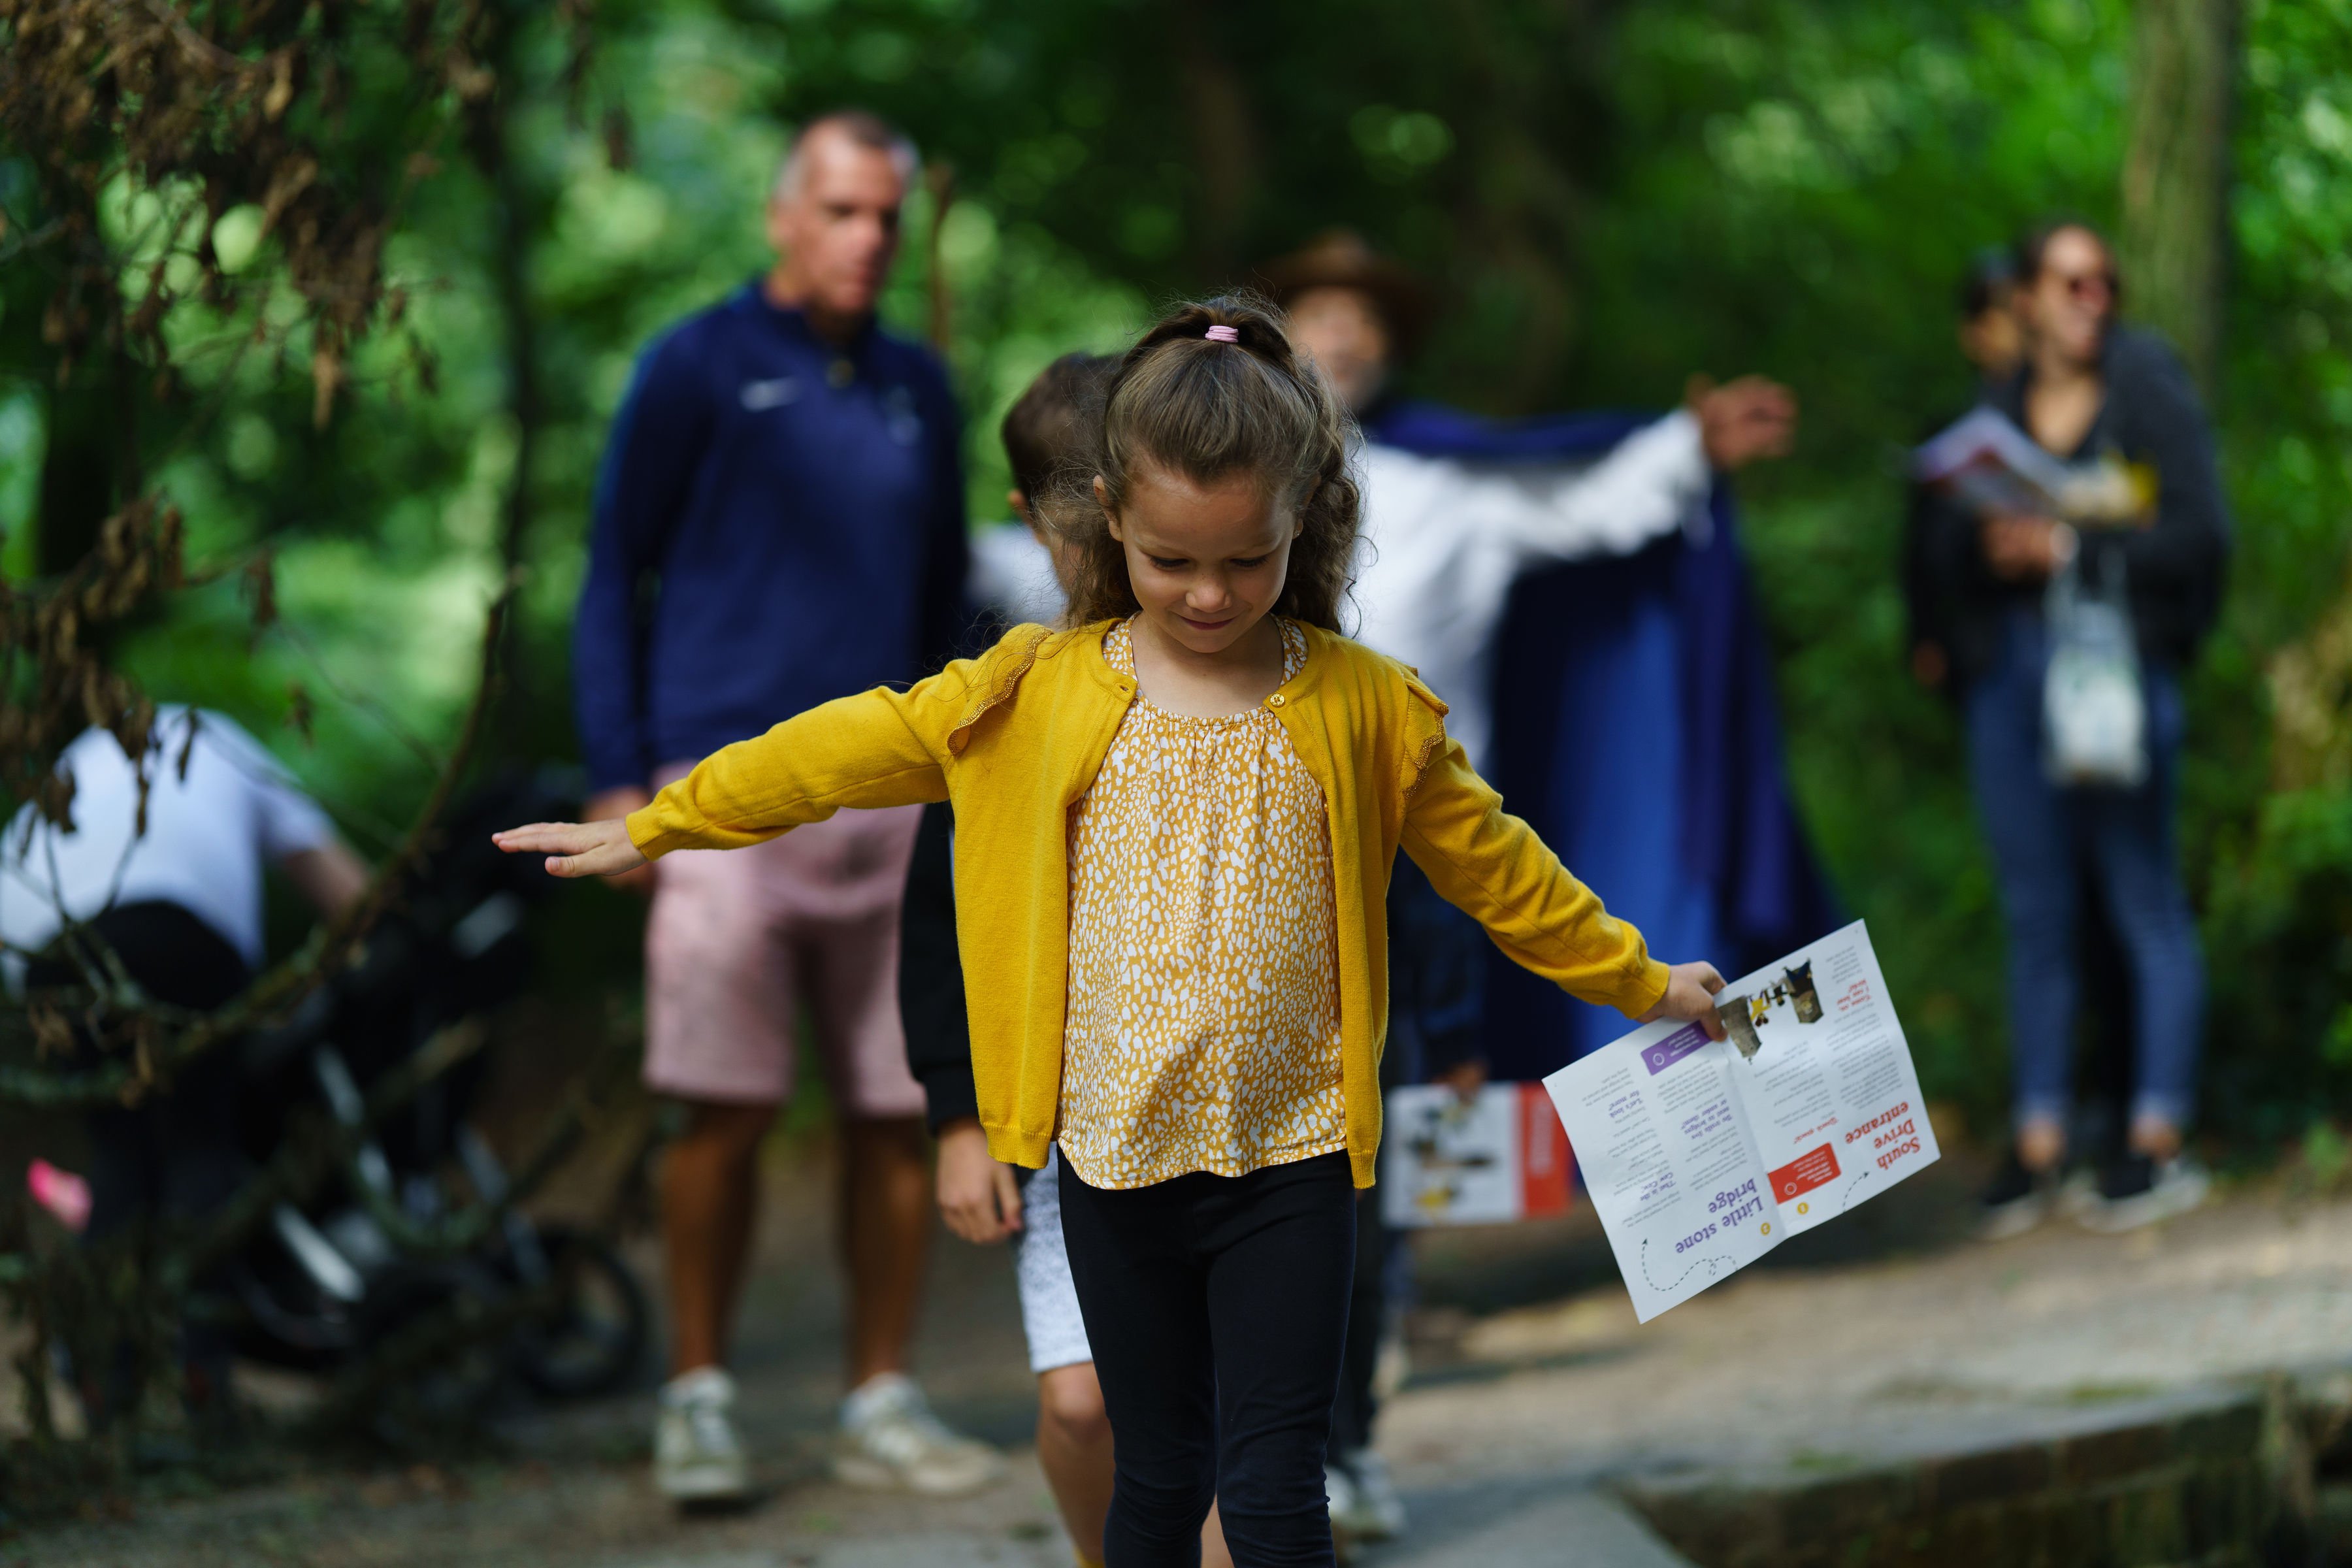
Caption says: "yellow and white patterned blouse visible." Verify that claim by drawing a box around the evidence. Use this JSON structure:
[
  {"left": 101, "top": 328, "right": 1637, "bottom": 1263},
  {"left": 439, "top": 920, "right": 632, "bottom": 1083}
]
[{"left": 1056, "top": 617, "right": 1347, "bottom": 1189}]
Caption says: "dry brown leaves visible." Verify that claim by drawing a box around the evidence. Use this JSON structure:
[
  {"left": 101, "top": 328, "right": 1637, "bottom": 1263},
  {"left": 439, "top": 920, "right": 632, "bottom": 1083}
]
[
  {"left": 0, "top": 0, "right": 511, "bottom": 808},
  {"left": 0, "top": 497, "right": 184, "bottom": 829},
  {"left": 0, "top": 0, "right": 499, "bottom": 423}
]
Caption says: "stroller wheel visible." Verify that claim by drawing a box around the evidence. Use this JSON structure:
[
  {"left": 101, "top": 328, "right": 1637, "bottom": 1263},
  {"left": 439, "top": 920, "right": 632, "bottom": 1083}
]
[
  {"left": 353, "top": 1258, "right": 514, "bottom": 1439},
  {"left": 221, "top": 1259, "right": 360, "bottom": 1373},
  {"left": 509, "top": 1225, "right": 647, "bottom": 1399}
]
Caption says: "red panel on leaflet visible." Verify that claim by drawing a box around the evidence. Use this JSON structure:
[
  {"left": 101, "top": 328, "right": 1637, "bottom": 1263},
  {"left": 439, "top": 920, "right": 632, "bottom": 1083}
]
[
  {"left": 1520, "top": 1083, "right": 1574, "bottom": 1216},
  {"left": 1768, "top": 1143, "right": 1840, "bottom": 1201}
]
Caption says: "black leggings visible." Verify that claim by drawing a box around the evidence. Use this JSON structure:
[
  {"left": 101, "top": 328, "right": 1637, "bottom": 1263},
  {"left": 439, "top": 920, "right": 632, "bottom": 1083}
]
[
  {"left": 1058, "top": 1151, "right": 1356, "bottom": 1568},
  {"left": 1328, "top": 1184, "right": 1390, "bottom": 1457},
  {"left": 25, "top": 902, "right": 253, "bottom": 1403},
  {"left": 24, "top": 902, "right": 253, "bottom": 1245}
]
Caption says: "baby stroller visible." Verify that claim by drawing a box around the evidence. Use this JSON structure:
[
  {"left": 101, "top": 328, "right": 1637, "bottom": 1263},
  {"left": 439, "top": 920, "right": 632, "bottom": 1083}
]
[{"left": 218, "top": 768, "right": 647, "bottom": 1427}]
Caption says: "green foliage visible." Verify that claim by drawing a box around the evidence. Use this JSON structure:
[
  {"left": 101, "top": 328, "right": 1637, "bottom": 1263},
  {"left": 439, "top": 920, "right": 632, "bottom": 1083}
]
[
  {"left": 2202, "top": 787, "right": 2352, "bottom": 1139},
  {"left": 1558, "top": 0, "right": 2137, "bottom": 1123},
  {"left": 5, "top": 0, "right": 2349, "bottom": 1143},
  {"left": 2178, "top": 0, "right": 2352, "bottom": 1147},
  {"left": 2300, "top": 1118, "right": 2351, "bottom": 1190}
]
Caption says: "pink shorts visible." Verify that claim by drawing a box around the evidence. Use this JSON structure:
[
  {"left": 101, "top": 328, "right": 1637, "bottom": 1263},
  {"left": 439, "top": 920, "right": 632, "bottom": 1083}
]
[{"left": 643, "top": 776, "right": 926, "bottom": 1118}]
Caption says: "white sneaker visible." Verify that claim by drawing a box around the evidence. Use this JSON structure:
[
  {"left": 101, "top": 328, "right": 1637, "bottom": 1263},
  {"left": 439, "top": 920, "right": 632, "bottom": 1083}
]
[
  {"left": 1373, "top": 1313, "right": 1413, "bottom": 1404},
  {"left": 1974, "top": 1151, "right": 2055, "bottom": 1242},
  {"left": 834, "top": 1373, "right": 1004, "bottom": 1496},
  {"left": 2080, "top": 1154, "right": 2212, "bottom": 1233},
  {"left": 1328, "top": 1446, "right": 1408, "bottom": 1543},
  {"left": 655, "top": 1366, "right": 749, "bottom": 1503},
  {"left": 1324, "top": 1459, "right": 1359, "bottom": 1521},
  {"left": 2055, "top": 1166, "right": 2102, "bottom": 1222}
]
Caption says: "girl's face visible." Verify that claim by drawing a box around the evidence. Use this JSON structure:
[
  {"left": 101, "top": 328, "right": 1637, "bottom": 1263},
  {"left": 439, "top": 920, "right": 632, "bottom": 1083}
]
[{"left": 1098, "top": 465, "right": 1297, "bottom": 658}]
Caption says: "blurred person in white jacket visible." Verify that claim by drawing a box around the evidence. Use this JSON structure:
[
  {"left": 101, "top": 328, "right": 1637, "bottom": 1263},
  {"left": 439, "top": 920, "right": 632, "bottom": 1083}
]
[
  {"left": 1261, "top": 231, "right": 1796, "bottom": 1546},
  {"left": 3, "top": 707, "right": 368, "bottom": 1421}
]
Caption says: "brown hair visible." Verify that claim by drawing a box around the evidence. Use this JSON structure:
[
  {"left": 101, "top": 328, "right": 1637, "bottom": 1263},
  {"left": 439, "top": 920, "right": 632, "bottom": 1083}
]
[
  {"left": 1039, "top": 294, "right": 1361, "bottom": 630},
  {"left": 999, "top": 353, "right": 1115, "bottom": 502}
]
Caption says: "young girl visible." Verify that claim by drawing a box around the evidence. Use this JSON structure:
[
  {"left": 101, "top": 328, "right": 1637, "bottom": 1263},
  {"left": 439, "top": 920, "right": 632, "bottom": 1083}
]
[
  {"left": 906, "top": 348, "right": 1234, "bottom": 1567},
  {"left": 498, "top": 297, "right": 1727, "bottom": 1567}
]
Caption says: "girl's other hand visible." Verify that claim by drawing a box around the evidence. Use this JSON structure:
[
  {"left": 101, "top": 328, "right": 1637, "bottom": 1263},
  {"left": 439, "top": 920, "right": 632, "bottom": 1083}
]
[
  {"left": 1432, "top": 1058, "right": 1489, "bottom": 1105},
  {"left": 491, "top": 819, "right": 649, "bottom": 879},
  {"left": 1638, "top": 960, "right": 1730, "bottom": 1041},
  {"left": 934, "top": 1120, "right": 1022, "bottom": 1245}
]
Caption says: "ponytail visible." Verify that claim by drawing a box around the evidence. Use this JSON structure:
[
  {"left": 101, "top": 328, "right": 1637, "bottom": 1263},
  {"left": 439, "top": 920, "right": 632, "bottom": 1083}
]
[{"left": 1037, "top": 293, "right": 1361, "bottom": 631}]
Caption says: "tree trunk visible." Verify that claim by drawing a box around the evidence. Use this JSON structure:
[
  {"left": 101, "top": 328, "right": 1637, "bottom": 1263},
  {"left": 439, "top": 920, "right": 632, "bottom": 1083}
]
[
  {"left": 489, "top": 139, "right": 542, "bottom": 582},
  {"left": 2121, "top": 0, "right": 2238, "bottom": 395},
  {"left": 35, "top": 369, "right": 127, "bottom": 578},
  {"left": 1170, "top": 0, "right": 1256, "bottom": 285},
  {"left": 470, "top": 21, "right": 543, "bottom": 581},
  {"left": 925, "top": 163, "right": 956, "bottom": 351},
  {"left": 463, "top": 5, "right": 547, "bottom": 740},
  {"left": 29, "top": 186, "right": 139, "bottom": 579}
]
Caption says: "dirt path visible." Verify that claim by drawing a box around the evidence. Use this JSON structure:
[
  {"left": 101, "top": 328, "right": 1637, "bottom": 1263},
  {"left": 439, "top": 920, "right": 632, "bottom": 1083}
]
[
  {"left": 12, "top": 1137, "right": 2351, "bottom": 1567},
  {"left": 1386, "top": 1162, "right": 2352, "bottom": 1493}
]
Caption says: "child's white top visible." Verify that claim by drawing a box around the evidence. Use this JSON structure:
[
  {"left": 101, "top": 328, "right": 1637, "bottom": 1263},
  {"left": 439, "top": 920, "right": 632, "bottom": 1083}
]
[
  {"left": 1056, "top": 619, "right": 1345, "bottom": 1188},
  {"left": 1348, "top": 409, "right": 1711, "bottom": 772},
  {"left": 968, "top": 523, "right": 1067, "bottom": 627},
  {"left": 0, "top": 708, "right": 335, "bottom": 979}
]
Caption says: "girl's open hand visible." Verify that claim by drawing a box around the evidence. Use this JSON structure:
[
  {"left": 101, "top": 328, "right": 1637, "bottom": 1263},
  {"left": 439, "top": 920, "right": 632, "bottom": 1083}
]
[
  {"left": 492, "top": 819, "right": 649, "bottom": 879},
  {"left": 1638, "top": 960, "right": 1729, "bottom": 1041}
]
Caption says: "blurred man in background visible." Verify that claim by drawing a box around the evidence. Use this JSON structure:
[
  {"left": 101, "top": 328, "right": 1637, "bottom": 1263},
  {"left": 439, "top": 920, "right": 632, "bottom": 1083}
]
[
  {"left": 572, "top": 110, "right": 989, "bottom": 1503},
  {"left": 1265, "top": 231, "right": 1810, "bottom": 1545}
]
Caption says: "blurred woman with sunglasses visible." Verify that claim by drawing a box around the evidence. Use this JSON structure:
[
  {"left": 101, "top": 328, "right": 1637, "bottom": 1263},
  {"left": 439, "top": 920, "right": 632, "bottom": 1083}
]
[{"left": 1937, "top": 219, "right": 2231, "bottom": 1234}]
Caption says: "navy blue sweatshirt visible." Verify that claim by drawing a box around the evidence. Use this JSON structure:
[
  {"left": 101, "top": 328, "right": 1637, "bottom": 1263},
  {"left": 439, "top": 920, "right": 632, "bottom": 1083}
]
[{"left": 573, "top": 284, "right": 969, "bottom": 792}]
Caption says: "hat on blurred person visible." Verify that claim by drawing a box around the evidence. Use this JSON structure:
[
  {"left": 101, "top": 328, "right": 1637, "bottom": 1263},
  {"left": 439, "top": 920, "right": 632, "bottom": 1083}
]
[{"left": 1254, "top": 230, "right": 1436, "bottom": 356}]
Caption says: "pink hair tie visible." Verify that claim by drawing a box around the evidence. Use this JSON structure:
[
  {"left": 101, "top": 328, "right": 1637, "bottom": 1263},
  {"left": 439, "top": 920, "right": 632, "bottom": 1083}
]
[{"left": 1203, "top": 324, "right": 1239, "bottom": 343}]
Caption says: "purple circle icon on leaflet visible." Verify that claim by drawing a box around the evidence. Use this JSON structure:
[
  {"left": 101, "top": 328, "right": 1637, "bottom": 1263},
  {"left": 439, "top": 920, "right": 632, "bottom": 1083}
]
[{"left": 1642, "top": 1024, "right": 1711, "bottom": 1077}]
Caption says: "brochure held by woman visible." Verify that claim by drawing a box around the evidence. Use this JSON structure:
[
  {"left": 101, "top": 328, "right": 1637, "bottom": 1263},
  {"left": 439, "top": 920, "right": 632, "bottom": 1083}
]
[{"left": 1912, "top": 405, "right": 2151, "bottom": 525}]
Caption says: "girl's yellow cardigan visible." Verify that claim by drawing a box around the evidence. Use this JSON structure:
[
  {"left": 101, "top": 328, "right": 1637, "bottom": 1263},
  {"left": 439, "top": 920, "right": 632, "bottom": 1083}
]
[{"left": 628, "top": 620, "right": 1669, "bottom": 1188}]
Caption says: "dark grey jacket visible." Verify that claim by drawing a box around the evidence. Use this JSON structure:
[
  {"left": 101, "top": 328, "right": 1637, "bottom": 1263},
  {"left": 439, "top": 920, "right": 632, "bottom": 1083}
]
[{"left": 1908, "top": 325, "right": 2232, "bottom": 687}]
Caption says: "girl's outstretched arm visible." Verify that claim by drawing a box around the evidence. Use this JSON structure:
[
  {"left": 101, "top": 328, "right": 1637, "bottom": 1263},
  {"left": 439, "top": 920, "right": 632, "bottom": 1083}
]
[
  {"left": 502, "top": 634, "right": 1043, "bottom": 874},
  {"left": 494, "top": 819, "right": 648, "bottom": 879}
]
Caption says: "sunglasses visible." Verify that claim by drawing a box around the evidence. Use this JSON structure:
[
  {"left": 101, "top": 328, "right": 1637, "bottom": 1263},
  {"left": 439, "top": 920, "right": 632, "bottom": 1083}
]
[{"left": 2049, "top": 269, "right": 2119, "bottom": 304}]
